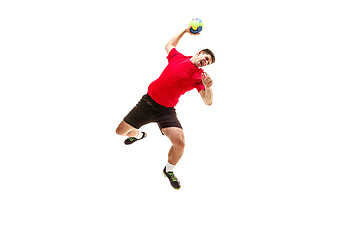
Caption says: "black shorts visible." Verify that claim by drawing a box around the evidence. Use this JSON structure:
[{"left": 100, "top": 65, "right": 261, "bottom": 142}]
[{"left": 123, "top": 94, "right": 182, "bottom": 132}]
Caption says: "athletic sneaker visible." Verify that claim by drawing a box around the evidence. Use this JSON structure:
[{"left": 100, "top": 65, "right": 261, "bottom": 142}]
[
  {"left": 163, "top": 167, "right": 181, "bottom": 190},
  {"left": 124, "top": 132, "right": 147, "bottom": 145}
]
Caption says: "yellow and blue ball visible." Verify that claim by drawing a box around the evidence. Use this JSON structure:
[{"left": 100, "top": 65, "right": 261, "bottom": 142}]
[{"left": 189, "top": 18, "right": 204, "bottom": 34}]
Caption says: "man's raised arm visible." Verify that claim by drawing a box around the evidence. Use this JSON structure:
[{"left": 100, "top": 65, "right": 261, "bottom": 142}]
[{"left": 165, "top": 27, "right": 199, "bottom": 54}]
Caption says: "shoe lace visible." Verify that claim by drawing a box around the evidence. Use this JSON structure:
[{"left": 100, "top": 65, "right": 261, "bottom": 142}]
[{"left": 167, "top": 172, "right": 178, "bottom": 182}]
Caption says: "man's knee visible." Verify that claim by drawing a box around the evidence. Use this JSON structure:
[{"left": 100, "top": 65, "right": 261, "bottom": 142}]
[
  {"left": 171, "top": 131, "right": 185, "bottom": 150},
  {"left": 162, "top": 127, "right": 185, "bottom": 149},
  {"left": 116, "top": 121, "right": 133, "bottom": 136},
  {"left": 175, "top": 136, "right": 185, "bottom": 149},
  {"left": 115, "top": 126, "right": 123, "bottom": 135},
  {"left": 172, "top": 141, "right": 185, "bottom": 154}
]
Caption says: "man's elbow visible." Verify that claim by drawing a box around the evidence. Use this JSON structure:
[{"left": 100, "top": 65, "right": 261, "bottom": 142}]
[
  {"left": 165, "top": 44, "right": 174, "bottom": 54},
  {"left": 204, "top": 100, "right": 213, "bottom": 106}
]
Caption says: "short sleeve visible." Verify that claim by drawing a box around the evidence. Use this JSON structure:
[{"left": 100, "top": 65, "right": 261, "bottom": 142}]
[
  {"left": 167, "top": 48, "right": 185, "bottom": 63},
  {"left": 193, "top": 71, "right": 205, "bottom": 92},
  {"left": 195, "top": 81, "right": 205, "bottom": 92}
]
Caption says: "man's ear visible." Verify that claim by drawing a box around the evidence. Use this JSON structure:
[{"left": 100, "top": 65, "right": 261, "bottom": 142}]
[{"left": 198, "top": 51, "right": 203, "bottom": 56}]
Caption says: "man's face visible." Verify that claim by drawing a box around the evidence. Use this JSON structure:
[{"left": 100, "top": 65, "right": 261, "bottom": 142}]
[{"left": 194, "top": 52, "right": 213, "bottom": 68}]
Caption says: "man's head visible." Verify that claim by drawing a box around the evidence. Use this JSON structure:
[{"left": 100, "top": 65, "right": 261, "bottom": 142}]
[{"left": 191, "top": 49, "right": 216, "bottom": 68}]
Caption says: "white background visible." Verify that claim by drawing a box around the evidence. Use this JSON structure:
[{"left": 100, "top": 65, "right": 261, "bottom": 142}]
[{"left": 1, "top": 0, "right": 359, "bottom": 239}]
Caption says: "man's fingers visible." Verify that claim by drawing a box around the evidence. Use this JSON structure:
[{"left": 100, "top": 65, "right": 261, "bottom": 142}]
[
  {"left": 203, "top": 72, "right": 209, "bottom": 80},
  {"left": 205, "top": 72, "right": 210, "bottom": 80},
  {"left": 202, "top": 72, "right": 212, "bottom": 88}
]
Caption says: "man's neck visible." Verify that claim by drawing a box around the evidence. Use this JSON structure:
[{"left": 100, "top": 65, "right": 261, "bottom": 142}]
[{"left": 189, "top": 56, "right": 198, "bottom": 67}]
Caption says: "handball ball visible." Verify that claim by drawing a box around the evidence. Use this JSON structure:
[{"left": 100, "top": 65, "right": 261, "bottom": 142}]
[{"left": 189, "top": 18, "right": 204, "bottom": 34}]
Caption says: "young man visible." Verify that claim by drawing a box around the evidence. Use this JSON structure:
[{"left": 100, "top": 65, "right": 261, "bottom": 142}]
[{"left": 116, "top": 27, "right": 215, "bottom": 190}]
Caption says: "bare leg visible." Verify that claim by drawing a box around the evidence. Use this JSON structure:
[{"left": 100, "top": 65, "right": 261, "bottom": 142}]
[
  {"left": 162, "top": 127, "right": 185, "bottom": 165},
  {"left": 116, "top": 121, "right": 139, "bottom": 137}
]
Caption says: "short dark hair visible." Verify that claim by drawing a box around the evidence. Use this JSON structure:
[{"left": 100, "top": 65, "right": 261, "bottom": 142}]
[{"left": 201, "top": 48, "right": 215, "bottom": 64}]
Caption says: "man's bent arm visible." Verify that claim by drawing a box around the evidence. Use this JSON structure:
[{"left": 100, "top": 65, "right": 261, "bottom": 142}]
[
  {"left": 200, "top": 88, "right": 213, "bottom": 106},
  {"left": 199, "top": 72, "right": 213, "bottom": 105},
  {"left": 165, "top": 28, "right": 190, "bottom": 54}
]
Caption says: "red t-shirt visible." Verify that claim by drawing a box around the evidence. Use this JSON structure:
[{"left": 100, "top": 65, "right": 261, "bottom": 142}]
[{"left": 147, "top": 48, "right": 205, "bottom": 107}]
